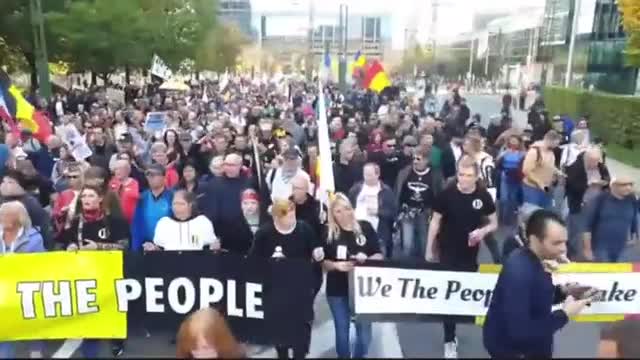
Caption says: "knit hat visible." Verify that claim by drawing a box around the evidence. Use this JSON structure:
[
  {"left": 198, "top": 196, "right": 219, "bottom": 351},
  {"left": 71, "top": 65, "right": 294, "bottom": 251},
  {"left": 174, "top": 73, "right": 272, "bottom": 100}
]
[{"left": 241, "top": 189, "right": 259, "bottom": 203}]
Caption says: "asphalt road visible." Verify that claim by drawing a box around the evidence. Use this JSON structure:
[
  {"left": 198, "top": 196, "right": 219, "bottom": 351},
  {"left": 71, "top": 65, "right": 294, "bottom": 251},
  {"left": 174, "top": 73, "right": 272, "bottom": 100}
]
[{"left": 14, "top": 94, "right": 640, "bottom": 358}]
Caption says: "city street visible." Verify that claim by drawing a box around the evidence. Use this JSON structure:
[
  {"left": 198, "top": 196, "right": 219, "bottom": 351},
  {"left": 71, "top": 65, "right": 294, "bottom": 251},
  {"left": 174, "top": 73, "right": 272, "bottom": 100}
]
[{"left": 14, "top": 94, "right": 640, "bottom": 358}]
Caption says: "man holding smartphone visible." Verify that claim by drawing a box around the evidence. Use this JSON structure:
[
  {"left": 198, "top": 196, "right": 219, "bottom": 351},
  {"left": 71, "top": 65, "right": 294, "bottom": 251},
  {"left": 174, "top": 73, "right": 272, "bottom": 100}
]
[{"left": 483, "top": 209, "right": 595, "bottom": 359}]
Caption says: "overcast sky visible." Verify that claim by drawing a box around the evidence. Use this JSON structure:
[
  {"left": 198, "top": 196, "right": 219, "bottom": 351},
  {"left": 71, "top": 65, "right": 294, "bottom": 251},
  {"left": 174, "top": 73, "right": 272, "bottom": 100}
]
[{"left": 251, "top": 0, "right": 545, "bottom": 49}]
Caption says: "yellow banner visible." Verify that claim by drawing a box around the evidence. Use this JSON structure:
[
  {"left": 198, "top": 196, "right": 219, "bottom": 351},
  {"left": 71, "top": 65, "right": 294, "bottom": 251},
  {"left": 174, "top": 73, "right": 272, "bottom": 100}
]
[
  {"left": 0, "top": 251, "right": 126, "bottom": 341},
  {"left": 475, "top": 262, "right": 634, "bottom": 325}
]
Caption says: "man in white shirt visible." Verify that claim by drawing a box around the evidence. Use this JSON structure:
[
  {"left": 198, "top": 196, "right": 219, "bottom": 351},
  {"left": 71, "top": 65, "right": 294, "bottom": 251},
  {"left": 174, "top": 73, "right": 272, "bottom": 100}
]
[{"left": 266, "top": 148, "right": 312, "bottom": 201}]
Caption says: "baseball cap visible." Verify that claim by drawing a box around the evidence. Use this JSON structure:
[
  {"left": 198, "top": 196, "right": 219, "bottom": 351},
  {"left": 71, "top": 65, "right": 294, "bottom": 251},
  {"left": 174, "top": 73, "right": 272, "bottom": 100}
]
[{"left": 145, "top": 163, "right": 166, "bottom": 177}]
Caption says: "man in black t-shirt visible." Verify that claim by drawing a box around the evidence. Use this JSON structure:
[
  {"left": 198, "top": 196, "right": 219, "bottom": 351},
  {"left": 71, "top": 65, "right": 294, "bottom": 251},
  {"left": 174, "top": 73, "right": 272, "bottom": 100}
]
[
  {"left": 426, "top": 156, "right": 498, "bottom": 359},
  {"left": 395, "top": 147, "right": 442, "bottom": 259}
]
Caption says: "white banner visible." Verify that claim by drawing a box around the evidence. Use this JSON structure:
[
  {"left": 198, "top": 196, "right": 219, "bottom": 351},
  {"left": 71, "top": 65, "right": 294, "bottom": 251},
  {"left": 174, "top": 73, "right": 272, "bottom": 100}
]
[
  {"left": 352, "top": 266, "right": 640, "bottom": 317},
  {"left": 150, "top": 54, "right": 173, "bottom": 80}
]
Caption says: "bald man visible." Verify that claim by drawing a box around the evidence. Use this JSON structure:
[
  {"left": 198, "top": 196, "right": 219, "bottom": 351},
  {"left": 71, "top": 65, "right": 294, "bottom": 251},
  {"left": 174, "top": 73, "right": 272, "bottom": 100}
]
[
  {"left": 198, "top": 152, "right": 252, "bottom": 254},
  {"left": 582, "top": 174, "right": 637, "bottom": 262},
  {"left": 291, "top": 175, "right": 325, "bottom": 238},
  {"left": 290, "top": 174, "right": 326, "bottom": 298}
]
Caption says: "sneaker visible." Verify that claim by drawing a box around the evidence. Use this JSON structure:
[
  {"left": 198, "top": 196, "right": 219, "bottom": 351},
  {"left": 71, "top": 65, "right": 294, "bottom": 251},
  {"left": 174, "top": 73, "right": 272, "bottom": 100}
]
[
  {"left": 444, "top": 338, "right": 458, "bottom": 359},
  {"left": 111, "top": 344, "right": 124, "bottom": 357},
  {"left": 28, "top": 351, "right": 43, "bottom": 359}
]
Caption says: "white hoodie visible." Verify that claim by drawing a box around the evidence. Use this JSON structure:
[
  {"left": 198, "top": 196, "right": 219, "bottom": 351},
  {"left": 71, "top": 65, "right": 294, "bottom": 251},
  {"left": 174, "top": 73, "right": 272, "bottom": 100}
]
[{"left": 153, "top": 215, "right": 217, "bottom": 251}]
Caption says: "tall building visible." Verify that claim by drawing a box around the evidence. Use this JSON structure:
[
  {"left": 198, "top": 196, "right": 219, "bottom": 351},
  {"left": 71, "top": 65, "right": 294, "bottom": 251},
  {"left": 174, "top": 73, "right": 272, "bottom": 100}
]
[
  {"left": 538, "top": 0, "right": 638, "bottom": 94},
  {"left": 219, "top": 0, "right": 254, "bottom": 40}
]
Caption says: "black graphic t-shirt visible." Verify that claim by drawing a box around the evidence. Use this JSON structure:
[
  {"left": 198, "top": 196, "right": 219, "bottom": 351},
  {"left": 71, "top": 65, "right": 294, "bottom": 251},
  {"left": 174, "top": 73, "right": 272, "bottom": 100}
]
[
  {"left": 324, "top": 221, "right": 380, "bottom": 297},
  {"left": 432, "top": 184, "right": 495, "bottom": 266},
  {"left": 249, "top": 221, "right": 320, "bottom": 260},
  {"left": 57, "top": 214, "right": 130, "bottom": 247},
  {"left": 400, "top": 169, "right": 434, "bottom": 210}
]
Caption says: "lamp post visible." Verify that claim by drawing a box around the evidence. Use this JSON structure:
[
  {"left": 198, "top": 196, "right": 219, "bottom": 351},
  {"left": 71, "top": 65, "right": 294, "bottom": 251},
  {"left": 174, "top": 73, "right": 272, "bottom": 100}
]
[
  {"left": 565, "top": 0, "right": 580, "bottom": 88},
  {"left": 30, "top": 0, "right": 52, "bottom": 99}
]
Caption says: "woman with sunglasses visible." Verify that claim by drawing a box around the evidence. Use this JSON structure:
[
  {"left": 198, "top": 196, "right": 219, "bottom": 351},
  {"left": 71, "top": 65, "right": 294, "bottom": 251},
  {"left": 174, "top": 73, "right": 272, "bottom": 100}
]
[{"left": 322, "top": 193, "right": 383, "bottom": 358}]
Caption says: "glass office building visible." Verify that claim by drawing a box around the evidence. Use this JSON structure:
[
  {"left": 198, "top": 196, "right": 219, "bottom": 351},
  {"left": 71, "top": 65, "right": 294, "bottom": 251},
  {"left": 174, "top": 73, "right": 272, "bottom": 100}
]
[{"left": 539, "top": 0, "right": 638, "bottom": 94}]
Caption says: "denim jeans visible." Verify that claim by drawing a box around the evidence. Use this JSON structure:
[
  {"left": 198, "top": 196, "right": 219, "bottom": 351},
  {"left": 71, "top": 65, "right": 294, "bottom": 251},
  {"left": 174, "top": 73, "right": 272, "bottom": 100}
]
[
  {"left": 594, "top": 242, "right": 626, "bottom": 263},
  {"left": 522, "top": 183, "right": 552, "bottom": 209},
  {"left": 0, "top": 341, "right": 45, "bottom": 358},
  {"left": 327, "top": 296, "right": 372, "bottom": 358},
  {"left": 499, "top": 177, "right": 521, "bottom": 226},
  {"left": 81, "top": 339, "right": 101, "bottom": 358},
  {"left": 400, "top": 211, "right": 429, "bottom": 259},
  {"left": 567, "top": 212, "right": 584, "bottom": 260}
]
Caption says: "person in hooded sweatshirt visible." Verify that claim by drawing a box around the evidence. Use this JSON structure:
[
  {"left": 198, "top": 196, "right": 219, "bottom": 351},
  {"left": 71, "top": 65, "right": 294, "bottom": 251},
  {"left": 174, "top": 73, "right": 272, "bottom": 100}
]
[
  {"left": 144, "top": 190, "right": 219, "bottom": 251},
  {"left": 0, "top": 201, "right": 46, "bottom": 359}
]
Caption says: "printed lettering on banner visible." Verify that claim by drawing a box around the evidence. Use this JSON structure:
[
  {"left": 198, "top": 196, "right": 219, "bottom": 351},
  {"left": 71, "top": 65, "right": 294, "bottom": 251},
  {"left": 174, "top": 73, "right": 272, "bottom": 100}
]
[
  {"left": 0, "top": 252, "right": 314, "bottom": 346},
  {"left": 351, "top": 266, "right": 640, "bottom": 317}
]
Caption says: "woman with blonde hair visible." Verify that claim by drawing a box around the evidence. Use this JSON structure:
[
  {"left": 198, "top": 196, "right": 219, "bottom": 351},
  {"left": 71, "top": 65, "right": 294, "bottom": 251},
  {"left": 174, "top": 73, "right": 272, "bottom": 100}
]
[
  {"left": 249, "top": 198, "right": 324, "bottom": 359},
  {"left": 322, "top": 193, "right": 383, "bottom": 358},
  {"left": 0, "top": 201, "right": 45, "bottom": 358},
  {"left": 176, "top": 308, "right": 245, "bottom": 358}
]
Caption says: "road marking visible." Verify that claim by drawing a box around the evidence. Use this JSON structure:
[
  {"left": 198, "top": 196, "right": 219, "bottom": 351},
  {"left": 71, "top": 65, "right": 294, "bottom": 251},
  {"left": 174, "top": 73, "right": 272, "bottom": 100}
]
[
  {"left": 371, "top": 323, "right": 404, "bottom": 358},
  {"left": 52, "top": 339, "right": 82, "bottom": 358}
]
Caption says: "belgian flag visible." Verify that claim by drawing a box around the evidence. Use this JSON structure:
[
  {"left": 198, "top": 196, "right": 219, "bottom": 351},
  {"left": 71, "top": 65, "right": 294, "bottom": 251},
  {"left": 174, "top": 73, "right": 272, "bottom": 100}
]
[{"left": 0, "top": 70, "right": 52, "bottom": 142}]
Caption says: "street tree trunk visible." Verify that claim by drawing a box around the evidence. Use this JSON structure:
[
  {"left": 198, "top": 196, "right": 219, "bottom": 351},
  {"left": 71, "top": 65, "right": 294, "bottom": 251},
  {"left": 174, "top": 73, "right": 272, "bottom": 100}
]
[{"left": 125, "top": 65, "right": 131, "bottom": 84}]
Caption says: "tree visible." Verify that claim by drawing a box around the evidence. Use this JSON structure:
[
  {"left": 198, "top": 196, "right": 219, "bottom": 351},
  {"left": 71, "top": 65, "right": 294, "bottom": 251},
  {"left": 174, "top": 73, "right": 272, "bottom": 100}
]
[
  {"left": 619, "top": 0, "right": 640, "bottom": 66},
  {"left": 194, "top": 23, "right": 248, "bottom": 72},
  {"left": 0, "top": 0, "right": 68, "bottom": 89},
  {"left": 46, "top": 0, "right": 219, "bottom": 83}
]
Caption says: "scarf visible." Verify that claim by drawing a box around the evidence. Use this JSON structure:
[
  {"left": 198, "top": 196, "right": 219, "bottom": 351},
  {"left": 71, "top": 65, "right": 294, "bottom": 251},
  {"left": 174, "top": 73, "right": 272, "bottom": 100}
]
[{"left": 82, "top": 208, "right": 105, "bottom": 222}]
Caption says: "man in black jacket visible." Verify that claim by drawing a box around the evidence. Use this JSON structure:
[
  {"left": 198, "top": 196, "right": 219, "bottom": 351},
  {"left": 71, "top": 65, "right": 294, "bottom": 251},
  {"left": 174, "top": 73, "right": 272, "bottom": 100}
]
[
  {"left": 291, "top": 175, "right": 326, "bottom": 297},
  {"left": 484, "top": 209, "right": 593, "bottom": 359},
  {"left": 565, "top": 147, "right": 609, "bottom": 260}
]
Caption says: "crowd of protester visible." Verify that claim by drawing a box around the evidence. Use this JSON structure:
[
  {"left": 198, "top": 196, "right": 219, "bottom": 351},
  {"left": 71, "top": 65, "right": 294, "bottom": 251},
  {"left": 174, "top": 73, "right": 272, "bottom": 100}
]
[{"left": 0, "top": 73, "right": 638, "bottom": 359}]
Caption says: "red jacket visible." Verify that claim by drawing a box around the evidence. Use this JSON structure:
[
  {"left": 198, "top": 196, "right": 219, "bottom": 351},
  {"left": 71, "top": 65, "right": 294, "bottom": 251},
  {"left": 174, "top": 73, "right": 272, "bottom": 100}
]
[
  {"left": 165, "top": 166, "right": 179, "bottom": 189},
  {"left": 109, "top": 177, "right": 140, "bottom": 224}
]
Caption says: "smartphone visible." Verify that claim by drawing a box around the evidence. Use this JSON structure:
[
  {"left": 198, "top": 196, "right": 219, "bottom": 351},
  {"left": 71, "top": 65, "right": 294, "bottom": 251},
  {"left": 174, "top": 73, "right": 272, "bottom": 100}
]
[{"left": 572, "top": 286, "right": 598, "bottom": 300}]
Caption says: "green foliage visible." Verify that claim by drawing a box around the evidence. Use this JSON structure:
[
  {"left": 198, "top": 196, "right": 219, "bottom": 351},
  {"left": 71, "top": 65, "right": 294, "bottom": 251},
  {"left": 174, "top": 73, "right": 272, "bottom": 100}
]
[
  {"left": 0, "top": 0, "right": 245, "bottom": 82},
  {"left": 619, "top": 0, "right": 640, "bottom": 67},
  {"left": 543, "top": 86, "right": 640, "bottom": 153}
]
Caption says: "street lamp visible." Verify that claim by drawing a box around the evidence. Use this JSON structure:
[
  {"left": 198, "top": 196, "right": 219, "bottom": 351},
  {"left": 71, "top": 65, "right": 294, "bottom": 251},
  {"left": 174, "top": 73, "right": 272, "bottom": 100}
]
[
  {"left": 565, "top": 0, "right": 581, "bottom": 88},
  {"left": 30, "top": 0, "right": 52, "bottom": 99}
]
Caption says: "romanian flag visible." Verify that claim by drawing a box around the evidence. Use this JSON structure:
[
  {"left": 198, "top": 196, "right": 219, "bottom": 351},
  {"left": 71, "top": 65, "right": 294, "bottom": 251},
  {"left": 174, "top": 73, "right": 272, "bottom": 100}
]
[
  {"left": 363, "top": 60, "right": 391, "bottom": 93},
  {"left": 0, "top": 70, "right": 52, "bottom": 142}
]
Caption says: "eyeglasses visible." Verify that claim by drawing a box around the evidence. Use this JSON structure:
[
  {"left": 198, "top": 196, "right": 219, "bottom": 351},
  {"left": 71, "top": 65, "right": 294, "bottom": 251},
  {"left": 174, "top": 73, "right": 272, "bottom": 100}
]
[
  {"left": 615, "top": 182, "right": 634, "bottom": 187},
  {"left": 66, "top": 175, "right": 80, "bottom": 179}
]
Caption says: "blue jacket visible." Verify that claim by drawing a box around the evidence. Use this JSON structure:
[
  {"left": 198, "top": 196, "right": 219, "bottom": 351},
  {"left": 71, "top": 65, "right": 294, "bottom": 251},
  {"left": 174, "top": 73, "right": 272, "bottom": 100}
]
[
  {"left": 0, "top": 227, "right": 45, "bottom": 254},
  {"left": 483, "top": 247, "right": 568, "bottom": 358},
  {"left": 131, "top": 189, "right": 174, "bottom": 251},
  {"left": 348, "top": 182, "right": 397, "bottom": 244}
]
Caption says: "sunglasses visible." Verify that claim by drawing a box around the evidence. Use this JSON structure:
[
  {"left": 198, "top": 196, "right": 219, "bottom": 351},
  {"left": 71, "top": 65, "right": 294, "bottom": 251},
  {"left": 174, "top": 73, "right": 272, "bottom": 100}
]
[{"left": 66, "top": 175, "right": 80, "bottom": 179}]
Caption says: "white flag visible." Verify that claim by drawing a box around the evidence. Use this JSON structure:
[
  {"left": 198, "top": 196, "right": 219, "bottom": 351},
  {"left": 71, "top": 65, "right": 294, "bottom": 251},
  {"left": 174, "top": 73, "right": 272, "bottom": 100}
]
[
  {"left": 150, "top": 54, "right": 173, "bottom": 80},
  {"left": 316, "top": 78, "right": 335, "bottom": 199}
]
